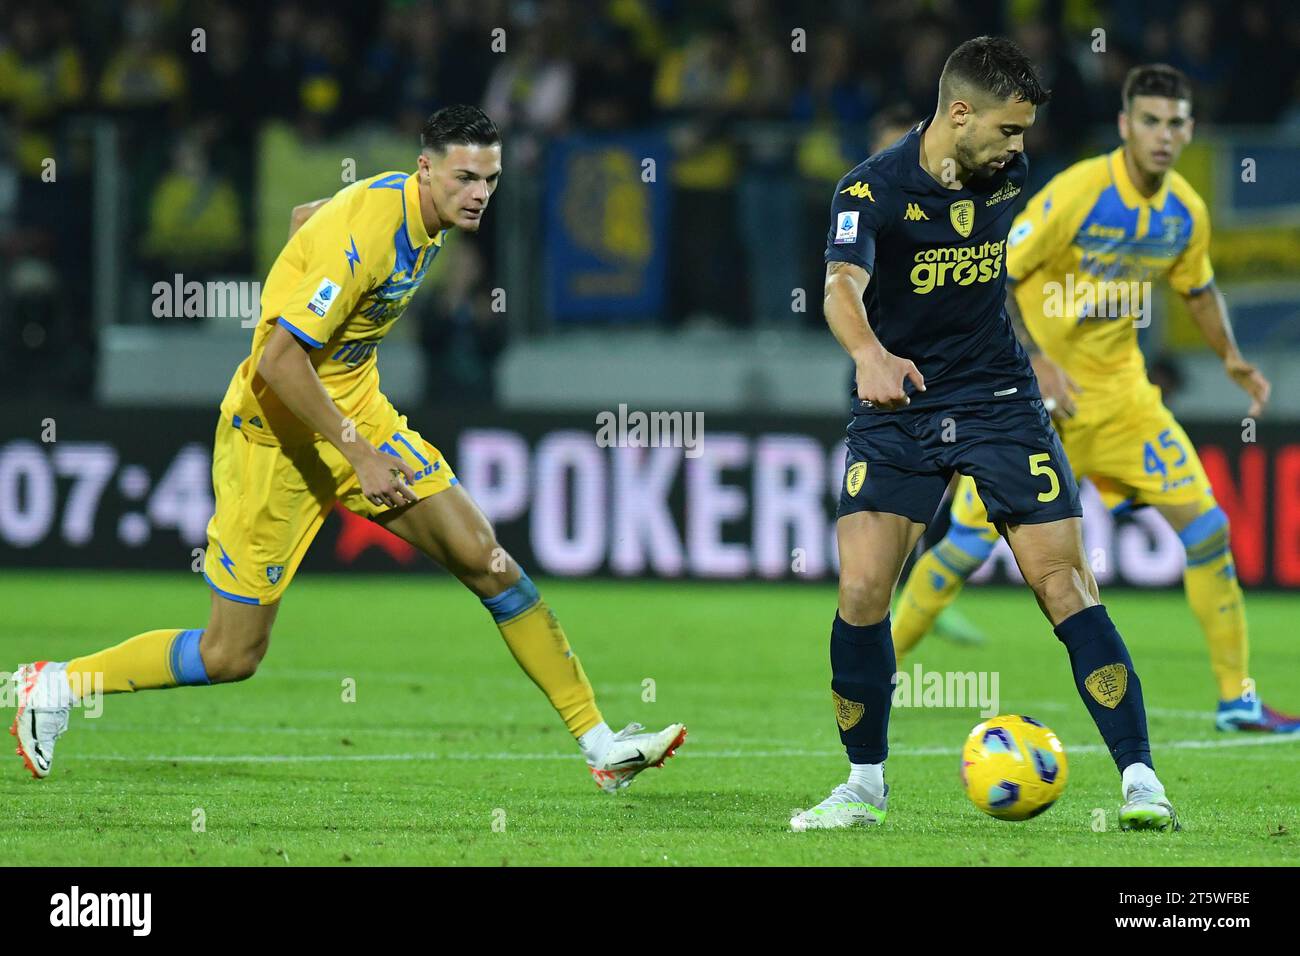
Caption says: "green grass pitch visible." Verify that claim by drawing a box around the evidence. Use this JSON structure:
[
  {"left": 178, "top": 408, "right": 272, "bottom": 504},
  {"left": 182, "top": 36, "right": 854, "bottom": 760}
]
[{"left": 2, "top": 570, "right": 1297, "bottom": 866}]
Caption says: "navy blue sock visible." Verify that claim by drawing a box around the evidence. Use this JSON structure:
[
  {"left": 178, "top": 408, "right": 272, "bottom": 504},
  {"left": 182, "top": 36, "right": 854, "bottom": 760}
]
[
  {"left": 1054, "top": 605, "right": 1152, "bottom": 772},
  {"left": 830, "top": 613, "right": 895, "bottom": 764}
]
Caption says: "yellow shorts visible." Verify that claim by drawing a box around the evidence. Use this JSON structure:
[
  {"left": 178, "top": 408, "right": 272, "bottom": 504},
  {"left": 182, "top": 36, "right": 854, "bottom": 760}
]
[
  {"left": 203, "top": 407, "right": 457, "bottom": 605},
  {"left": 949, "top": 395, "right": 1216, "bottom": 531}
]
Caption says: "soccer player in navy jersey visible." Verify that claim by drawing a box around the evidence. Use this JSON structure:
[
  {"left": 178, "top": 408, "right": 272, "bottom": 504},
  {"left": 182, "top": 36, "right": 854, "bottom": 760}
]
[{"left": 791, "top": 38, "right": 1177, "bottom": 832}]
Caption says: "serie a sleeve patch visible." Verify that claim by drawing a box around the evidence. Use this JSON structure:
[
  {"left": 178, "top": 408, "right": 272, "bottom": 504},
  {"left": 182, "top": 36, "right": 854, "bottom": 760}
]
[
  {"left": 307, "top": 277, "right": 342, "bottom": 317},
  {"left": 834, "top": 210, "right": 860, "bottom": 244}
]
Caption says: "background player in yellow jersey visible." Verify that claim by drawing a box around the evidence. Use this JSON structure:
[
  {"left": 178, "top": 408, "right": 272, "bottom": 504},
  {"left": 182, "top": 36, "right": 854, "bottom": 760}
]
[
  {"left": 11, "top": 106, "right": 687, "bottom": 787},
  {"left": 891, "top": 65, "right": 1298, "bottom": 734}
]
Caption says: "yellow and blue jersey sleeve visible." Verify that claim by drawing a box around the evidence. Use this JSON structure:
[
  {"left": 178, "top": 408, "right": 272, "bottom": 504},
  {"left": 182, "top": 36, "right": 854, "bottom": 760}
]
[
  {"left": 270, "top": 180, "right": 390, "bottom": 350},
  {"left": 1005, "top": 156, "right": 1109, "bottom": 284},
  {"left": 1166, "top": 181, "right": 1214, "bottom": 295}
]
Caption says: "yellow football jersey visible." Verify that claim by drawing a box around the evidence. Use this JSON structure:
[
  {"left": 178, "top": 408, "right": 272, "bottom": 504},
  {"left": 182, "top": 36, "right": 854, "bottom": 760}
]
[
  {"left": 220, "top": 171, "right": 447, "bottom": 446},
  {"left": 1006, "top": 147, "right": 1213, "bottom": 422}
]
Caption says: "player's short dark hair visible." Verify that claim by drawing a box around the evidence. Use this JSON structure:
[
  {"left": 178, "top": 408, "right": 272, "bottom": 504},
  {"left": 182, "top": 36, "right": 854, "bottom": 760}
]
[
  {"left": 938, "top": 36, "right": 1050, "bottom": 108},
  {"left": 1122, "top": 64, "right": 1193, "bottom": 111},
  {"left": 420, "top": 105, "right": 501, "bottom": 154}
]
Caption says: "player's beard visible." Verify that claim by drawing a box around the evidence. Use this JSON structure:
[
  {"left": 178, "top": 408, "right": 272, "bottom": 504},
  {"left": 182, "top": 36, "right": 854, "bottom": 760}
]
[{"left": 952, "top": 136, "right": 991, "bottom": 183}]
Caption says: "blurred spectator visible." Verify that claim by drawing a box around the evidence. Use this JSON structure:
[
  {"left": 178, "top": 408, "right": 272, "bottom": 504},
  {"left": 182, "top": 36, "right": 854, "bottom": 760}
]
[
  {"left": 482, "top": 11, "right": 576, "bottom": 166},
  {"left": 1224, "top": 1, "right": 1297, "bottom": 124},
  {"left": 0, "top": 8, "right": 86, "bottom": 177},
  {"left": 1083, "top": 39, "right": 1137, "bottom": 126},
  {"left": 1015, "top": 20, "right": 1089, "bottom": 185},
  {"left": 419, "top": 244, "right": 507, "bottom": 403},
  {"left": 295, "top": 15, "right": 350, "bottom": 137},
  {"left": 261, "top": 1, "right": 306, "bottom": 121},
  {"left": 358, "top": 4, "right": 412, "bottom": 125},
  {"left": 188, "top": 4, "right": 262, "bottom": 145},
  {"left": 0, "top": 7, "right": 92, "bottom": 396},
  {"left": 791, "top": 32, "right": 874, "bottom": 129},
  {"left": 792, "top": 32, "right": 875, "bottom": 186},
  {"left": 729, "top": 0, "right": 792, "bottom": 119},
  {"left": 98, "top": 1, "right": 185, "bottom": 114},
  {"left": 139, "top": 131, "right": 244, "bottom": 286},
  {"left": 0, "top": 255, "right": 94, "bottom": 400},
  {"left": 892, "top": 18, "right": 952, "bottom": 119},
  {"left": 869, "top": 105, "right": 920, "bottom": 156},
  {"left": 1166, "top": 1, "right": 1229, "bottom": 119},
  {"left": 572, "top": 26, "right": 655, "bottom": 130},
  {"left": 434, "top": 0, "right": 502, "bottom": 108},
  {"left": 187, "top": 2, "right": 260, "bottom": 230},
  {"left": 655, "top": 15, "right": 751, "bottom": 325}
]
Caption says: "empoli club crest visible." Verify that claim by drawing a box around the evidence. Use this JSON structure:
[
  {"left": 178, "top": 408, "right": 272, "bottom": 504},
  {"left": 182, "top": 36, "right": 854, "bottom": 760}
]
[
  {"left": 949, "top": 199, "right": 974, "bottom": 238},
  {"left": 833, "top": 689, "right": 865, "bottom": 731},
  {"left": 1084, "top": 663, "right": 1128, "bottom": 709},
  {"left": 846, "top": 461, "right": 867, "bottom": 497}
]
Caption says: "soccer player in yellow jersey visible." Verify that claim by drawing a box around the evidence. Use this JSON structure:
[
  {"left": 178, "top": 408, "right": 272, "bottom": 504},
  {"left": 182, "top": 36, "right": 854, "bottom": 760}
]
[
  {"left": 891, "top": 65, "right": 1298, "bottom": 733},
  {"left": 11, "top": 106, "right": 687, "bottom": 786}
]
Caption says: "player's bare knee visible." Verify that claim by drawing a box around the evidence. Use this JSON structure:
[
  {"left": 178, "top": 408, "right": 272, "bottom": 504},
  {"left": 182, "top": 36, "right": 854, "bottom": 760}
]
[
  {"left": 205, "top": 643, "right": 265, "bottom": 683},
  {"left": 458, "top": 533, "right": 517, "bottom": 599},
  {"left": 200, "top": 623, "right": 271, "bottom": 683},
  {"left": 1029, "top": 564, "right": 1095, "bottom": 623},
  {"left": 838, "top": 577, "right": 891, "bottom": 626}
]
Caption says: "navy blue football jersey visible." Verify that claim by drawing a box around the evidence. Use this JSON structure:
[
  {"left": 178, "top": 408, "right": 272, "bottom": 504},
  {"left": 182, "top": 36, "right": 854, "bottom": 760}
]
[{"left": 825, "top": 119, "right": 1040, "bottom": 414}]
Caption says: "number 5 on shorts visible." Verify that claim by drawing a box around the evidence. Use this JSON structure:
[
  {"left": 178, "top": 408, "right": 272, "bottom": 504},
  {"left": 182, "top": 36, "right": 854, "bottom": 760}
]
[{"left": 1028, "top": 453, "right": 1060, "bottom": 503}]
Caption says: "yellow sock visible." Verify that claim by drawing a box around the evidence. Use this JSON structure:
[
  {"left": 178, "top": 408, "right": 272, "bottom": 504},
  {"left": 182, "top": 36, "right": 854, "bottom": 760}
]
[
  {"left": 65, "top": 628, "right": 209, "bottom": 696},
  {"left": 487, "top": 577, "right": 602, "bottom": 739},
  {"left": 1184, "top": 553, "right": 1249, "bottom": 701},
  {"left": 893, "top": 540, "right": 978, "bottom": 659},
  {"left": 1179, "top": 506, "right": 1249, "bottom": 701}
]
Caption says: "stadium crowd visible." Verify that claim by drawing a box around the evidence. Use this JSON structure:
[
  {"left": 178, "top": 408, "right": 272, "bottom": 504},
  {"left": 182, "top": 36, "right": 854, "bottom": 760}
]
[{"left": 2, "top": 0, "right": 1298, "bottom": 398}]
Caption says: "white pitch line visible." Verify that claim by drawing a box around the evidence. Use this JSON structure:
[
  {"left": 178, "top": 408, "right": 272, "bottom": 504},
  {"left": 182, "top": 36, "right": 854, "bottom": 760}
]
[
  {"left": 73, "top": 701, "right": 1220, "bottom": 739},
  {"left": 66, "top": 732, "right": 1299, "bottom": 765},
  {"left": 1018, "top": 700, "right": 1216, "bottom": 720}
]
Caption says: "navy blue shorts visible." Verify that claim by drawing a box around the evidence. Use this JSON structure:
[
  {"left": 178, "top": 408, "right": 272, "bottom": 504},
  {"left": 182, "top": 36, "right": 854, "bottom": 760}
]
[{"left": 837, "top": 399, "right": 1082, "bottom": 528}]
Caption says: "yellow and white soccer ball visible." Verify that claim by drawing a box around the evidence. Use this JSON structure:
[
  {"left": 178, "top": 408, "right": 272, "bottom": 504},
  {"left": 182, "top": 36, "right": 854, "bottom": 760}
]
[{"left": 960, "top": 715, "right": 1068, "bottom": 821}]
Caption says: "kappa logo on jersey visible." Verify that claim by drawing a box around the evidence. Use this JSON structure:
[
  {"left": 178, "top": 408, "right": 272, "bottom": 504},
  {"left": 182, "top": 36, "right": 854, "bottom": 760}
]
[
  {"left": 307, "top": 277, "right": 342, "bottom": 317},
  {"left": 949, "top": 199, "right": 975, "bottom": 238},
  {"left": 266, "top": 565, "right": 284, "bottom": 585},
  {"left": 834, "top": 210, "right": 860, "bottom": 244},
  {"left": 903, "top": 203, "right": 929, "bottom": 221},
  {"left": 839, "top": 181, "right": 875, "bottom": 201},
  {"left": 985, "top": 181, "right": 1021, "bottom": 206}
]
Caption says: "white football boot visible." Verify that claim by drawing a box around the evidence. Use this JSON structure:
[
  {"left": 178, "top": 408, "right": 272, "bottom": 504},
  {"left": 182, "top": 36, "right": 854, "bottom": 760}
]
[
  {"left": 10, "top": 662, "right": 73, "bottom": 779},
  {"left": 588, "top": 722, "right": 687, "bottom": 793},
  {"left": 791, "top": 782, "right": 889, "bottom": 831},
  {"left": 1119, "top": 780, "right": 1180, "bottom": 831}
]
